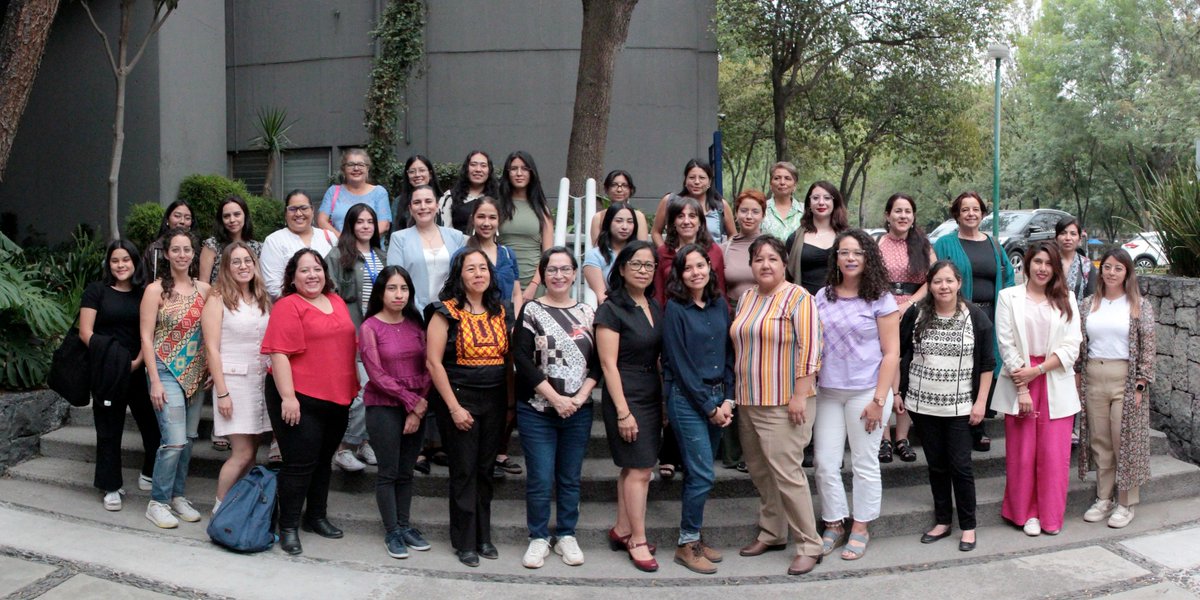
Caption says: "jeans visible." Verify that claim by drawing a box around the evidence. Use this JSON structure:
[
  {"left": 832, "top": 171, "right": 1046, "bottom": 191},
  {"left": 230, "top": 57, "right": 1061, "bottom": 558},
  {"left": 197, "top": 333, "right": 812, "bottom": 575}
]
[
  {"left": 910, "top": 412, "right": 977, "bottom": 530},
  {"left": 435, "top": 383, "right": 506, "bottom": 551},
  {"left": 365, "top": 405, "right": 426, "bottom": 533},
  {"left": 517, "top": 399, "right": 593, "bottom": 539},
  {"left": 667, "top": 384, "right": 723, "bottom": 545},
  {"left": 150, "top": 360, "right": 203, "bottom": 503},
  {"left": 265, "top": 375, "right": 350, "bottom": 529},
  {"left": 94, "top": 365, "right": 159, "bottom": 492},
  {"left": 342, "top": 361, "right": 370, "bottom": 446}
]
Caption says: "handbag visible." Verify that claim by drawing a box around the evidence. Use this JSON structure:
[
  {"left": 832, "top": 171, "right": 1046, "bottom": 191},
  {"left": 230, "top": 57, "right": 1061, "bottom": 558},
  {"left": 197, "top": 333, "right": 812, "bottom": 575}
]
[{"left": 48, "top": 327, "right": 90, "bottom": 407}]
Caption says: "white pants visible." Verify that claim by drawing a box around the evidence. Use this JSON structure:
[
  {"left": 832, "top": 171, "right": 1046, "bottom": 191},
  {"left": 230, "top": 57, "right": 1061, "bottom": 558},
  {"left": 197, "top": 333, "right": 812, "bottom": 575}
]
[{"left": 813, "top": 387, "right": 893, "bottom": 523}]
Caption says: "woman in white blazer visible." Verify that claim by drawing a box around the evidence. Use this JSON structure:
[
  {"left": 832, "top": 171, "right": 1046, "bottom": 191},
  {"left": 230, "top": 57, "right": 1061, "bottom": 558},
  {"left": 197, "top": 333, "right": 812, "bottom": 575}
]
[
  {"left": 993, "top": 241, "right": 1082, "bottom": 537},
  {"left": 387, "top": 185, "right": 467, "bottom": 315}
]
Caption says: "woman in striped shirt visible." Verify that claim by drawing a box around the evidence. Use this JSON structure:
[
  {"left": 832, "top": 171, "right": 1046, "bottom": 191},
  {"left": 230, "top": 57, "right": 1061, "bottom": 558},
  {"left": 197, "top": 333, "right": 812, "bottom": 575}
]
[{"left": 729, "top": 236, "right": 823, "bottom": 576}]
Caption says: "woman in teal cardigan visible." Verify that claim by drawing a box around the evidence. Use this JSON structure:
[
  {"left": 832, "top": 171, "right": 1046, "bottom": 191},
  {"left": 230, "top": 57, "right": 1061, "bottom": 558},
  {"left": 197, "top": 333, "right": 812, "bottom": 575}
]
[{"left": 933, "top": 191, "right": 1015, "bottom": 451}]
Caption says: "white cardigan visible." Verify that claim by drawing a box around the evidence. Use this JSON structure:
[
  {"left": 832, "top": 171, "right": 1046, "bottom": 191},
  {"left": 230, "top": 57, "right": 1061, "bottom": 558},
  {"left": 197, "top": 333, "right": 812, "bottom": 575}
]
[{"left": 992, "top": 285, "right": 1083, "bottom": 419}]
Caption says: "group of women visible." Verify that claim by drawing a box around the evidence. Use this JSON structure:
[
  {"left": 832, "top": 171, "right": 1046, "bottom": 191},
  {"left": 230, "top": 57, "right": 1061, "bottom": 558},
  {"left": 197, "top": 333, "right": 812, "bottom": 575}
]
[{"left": 77, "top": 152, "right": 1155, "bottom": 575}]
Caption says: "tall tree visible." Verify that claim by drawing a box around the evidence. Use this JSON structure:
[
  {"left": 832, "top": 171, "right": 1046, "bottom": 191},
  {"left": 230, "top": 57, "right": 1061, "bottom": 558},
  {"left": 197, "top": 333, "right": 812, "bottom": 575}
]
[
  {"left": 80, "top": 0, "right": 178, "bottom": 240},
  {"left": 0, "top": 0, "right": 60, "bottom": 181},
  {"left": 564, "top": 0, "right": 638, "bottom": 196}
]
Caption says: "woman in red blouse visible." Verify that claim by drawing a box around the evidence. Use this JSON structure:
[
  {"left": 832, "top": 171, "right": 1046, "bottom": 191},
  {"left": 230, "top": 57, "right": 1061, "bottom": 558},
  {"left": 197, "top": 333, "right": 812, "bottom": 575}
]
[{"left": 261, "top": 248, "right": 359, "bottom": 556}]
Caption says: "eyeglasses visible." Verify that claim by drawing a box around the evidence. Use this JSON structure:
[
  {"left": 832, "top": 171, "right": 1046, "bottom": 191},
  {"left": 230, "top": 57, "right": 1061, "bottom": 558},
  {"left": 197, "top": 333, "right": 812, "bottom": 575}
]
[
  {"left": 610, "top": 182, "right": 630, "bottom": 189},
  {"left": 509, "top": 165, "right": 531, "bottom": 174},
  {"left": 286, "top": 205, "right": 312, "bottom": 214},
  {"left": 544, "top": 266, "right": 575, "bottom": 276},
  {"left": 344, "top": 162, "right": 369, "bottom": 169},
  {"left": 229, "top": 258, "right": 255, "bottom": 267},
  {"left": 836, "top": 249, "right": 866, "bottom": 258},
  {"left": 627, "top": 261, "right": 656, "bottom": 272}
]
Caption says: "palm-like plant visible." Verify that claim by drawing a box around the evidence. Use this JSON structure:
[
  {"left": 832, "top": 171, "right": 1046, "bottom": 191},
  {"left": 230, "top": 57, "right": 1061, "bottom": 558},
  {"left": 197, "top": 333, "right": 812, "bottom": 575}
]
[
  {"left": 0, "top": 233, "right": 71, "bottom": 389},
  {"left": 248, "top": 107, "right": 296, "bottom": 198},
  {"left": 1144, "top": 167, "right": 1200, "bottom": 277}
]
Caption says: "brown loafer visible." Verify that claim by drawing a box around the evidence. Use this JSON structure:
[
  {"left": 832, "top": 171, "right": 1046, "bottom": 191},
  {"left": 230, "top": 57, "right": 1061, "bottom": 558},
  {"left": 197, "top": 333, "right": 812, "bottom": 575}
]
[
  {"left": 740, "top": 540, "right": 788, "bottom": 557},
  {"left": 787, "top": 554, "right": 821, "bottom": 575}
]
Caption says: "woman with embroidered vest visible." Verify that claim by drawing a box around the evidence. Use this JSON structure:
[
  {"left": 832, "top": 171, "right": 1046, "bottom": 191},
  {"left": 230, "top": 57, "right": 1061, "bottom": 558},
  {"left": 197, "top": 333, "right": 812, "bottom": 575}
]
[
  {"left": 899, "top": 260, "right": 994, "bottom": 552},
  {"left": 994, "top": 242, "right": 1082, "bottom": 536},
  {"left": 425, "top": 249, "right": 510, "bottom": 567},
  {"left": 316, "top": 147, "right": 392, "bottom": 236},
  {"left": 138, "top": 229, "right": 209, "bottom": 529},
  {"left": 1076, "top": 248, "right": 1155, "bottom": 529},
  {"left": 387, "top": 185, "right": 467, "bottom": 315}
]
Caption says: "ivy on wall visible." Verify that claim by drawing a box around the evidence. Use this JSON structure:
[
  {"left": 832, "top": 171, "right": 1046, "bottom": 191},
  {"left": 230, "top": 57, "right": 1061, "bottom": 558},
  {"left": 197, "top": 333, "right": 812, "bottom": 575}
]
[{"left": 364, "top": 0, "right": 425, "bottom": 195}]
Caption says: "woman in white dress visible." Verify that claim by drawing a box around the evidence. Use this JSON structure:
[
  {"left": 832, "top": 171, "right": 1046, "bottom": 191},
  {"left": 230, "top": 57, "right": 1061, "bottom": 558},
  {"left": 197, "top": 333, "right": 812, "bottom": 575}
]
[{"left": 201, "top": 242, "right": 273, "bottom": 513}]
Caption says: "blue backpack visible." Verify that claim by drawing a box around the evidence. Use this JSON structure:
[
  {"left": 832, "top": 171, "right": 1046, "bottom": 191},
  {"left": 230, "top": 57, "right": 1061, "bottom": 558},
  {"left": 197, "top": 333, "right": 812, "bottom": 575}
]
[{"left": 207, "top": 466, "right": 277, "bottom": 553}]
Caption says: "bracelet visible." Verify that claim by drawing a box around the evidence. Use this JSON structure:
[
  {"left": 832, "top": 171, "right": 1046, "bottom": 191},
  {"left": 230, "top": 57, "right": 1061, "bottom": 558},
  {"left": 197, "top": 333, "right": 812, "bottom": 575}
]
[
  {"left": 617, "top": 412, "right": 633, "bottom": 421},
  {"left": 216, "top": 392, "right": 230, "bottom": 399},
  {"left": 1037, "top": 364, "right": 1045, "bottom": 375}
]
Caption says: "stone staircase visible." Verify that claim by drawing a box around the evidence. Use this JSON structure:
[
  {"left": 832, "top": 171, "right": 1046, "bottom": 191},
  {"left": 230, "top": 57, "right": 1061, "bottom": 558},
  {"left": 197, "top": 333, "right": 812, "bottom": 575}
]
[{"left": 4, "top": 402, "right": 1199, "bottom": 549}]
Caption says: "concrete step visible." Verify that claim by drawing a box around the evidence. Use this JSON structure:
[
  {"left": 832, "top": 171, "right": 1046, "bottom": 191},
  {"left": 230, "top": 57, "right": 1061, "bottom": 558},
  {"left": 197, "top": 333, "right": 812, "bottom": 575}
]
[
  {"left": 43, "top": 423, "right": 1154, "bottom": 501},
  {"left": 7, "top": 453, "right": 1199, "bottom": 548}
]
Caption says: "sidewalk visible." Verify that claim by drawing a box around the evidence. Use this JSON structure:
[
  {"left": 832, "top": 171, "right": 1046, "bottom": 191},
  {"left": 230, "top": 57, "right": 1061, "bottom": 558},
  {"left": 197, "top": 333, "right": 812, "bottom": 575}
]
[{"left": 1, "top": 496, "right": 1198, "bottom": 599}]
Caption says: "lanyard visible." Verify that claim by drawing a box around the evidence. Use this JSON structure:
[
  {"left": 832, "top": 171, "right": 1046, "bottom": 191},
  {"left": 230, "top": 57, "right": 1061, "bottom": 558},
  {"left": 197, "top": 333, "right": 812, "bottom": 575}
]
[{"left": 363, "top": 250, "right": 381, "bottom": 283}]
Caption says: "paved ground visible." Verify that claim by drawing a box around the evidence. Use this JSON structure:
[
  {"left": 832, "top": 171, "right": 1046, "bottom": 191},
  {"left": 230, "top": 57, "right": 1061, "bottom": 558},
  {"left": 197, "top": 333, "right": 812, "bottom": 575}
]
[{"left": 0, "top": 494, "right": 1198, "bottom": 599}]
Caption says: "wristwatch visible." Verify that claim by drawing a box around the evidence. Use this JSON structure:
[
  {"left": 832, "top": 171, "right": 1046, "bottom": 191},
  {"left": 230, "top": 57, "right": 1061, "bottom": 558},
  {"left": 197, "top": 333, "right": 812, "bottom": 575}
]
[{"left": 873, "top": 396, "right": 886, "bottom": 407}]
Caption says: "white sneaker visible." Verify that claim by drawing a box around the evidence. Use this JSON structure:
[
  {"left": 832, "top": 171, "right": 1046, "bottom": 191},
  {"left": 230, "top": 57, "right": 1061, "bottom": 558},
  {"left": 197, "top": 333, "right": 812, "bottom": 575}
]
[
  {"left": 554, "top": 535, "right": 585, "bottom": 566},
  {"left": 1023, "top": 518, "right": 1042, "bottom": 536},
  {"left": 137, "top": 474, "right": 153, "bottom": 491},
  {"left": 212, "top": 497, "right": 223, "bottom": 516},
  {"left": 522, "top": 538, "right": 551, "bottom": 569},
  {"left": 145, "top": 500, "right": 179, "bottom": 529},
  {"left": 170, "top": 496, "right": 202, "bottom": 522},
  {"left": 1108, "top": 505, "right": 1134, "bottom": 528},
  {"left": 333, "top": 449, "right": 366, "bottom": 472},
  {"left": 357, "top": 442, "right": 378, "bottom": 466},
  {"left": 1083, "top": 498, "right": 1115, "bottom": 522},
  {"left": 103, "top": 490, "right": 124, "bottom": 511}
]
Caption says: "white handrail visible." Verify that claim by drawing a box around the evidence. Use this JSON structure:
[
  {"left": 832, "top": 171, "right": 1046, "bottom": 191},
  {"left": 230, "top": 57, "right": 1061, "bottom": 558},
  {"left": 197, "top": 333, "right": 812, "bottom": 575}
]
[
  {"left": 580, "top": 178, "right": 598, "bottom": 306},
  {"left": 554, "top": 177, "right": 570, "bottom": 247}
]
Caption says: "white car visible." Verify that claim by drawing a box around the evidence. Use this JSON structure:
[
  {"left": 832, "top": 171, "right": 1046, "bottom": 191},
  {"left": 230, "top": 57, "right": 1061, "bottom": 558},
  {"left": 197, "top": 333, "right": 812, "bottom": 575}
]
[{"left": 1122, "top": 232, "right": 1169, "bottom": 270}]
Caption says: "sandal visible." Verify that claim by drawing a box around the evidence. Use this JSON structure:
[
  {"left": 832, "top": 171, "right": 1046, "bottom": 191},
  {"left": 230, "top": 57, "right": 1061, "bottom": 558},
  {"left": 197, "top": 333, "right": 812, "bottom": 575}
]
[
  {"left": 820, "top": 522, "right": 847, "bottom": 556},
  {"left": 878, "top": 439, "right": 893, "bottom": 463},
  {"left": 841, "top": 532, "right": 870, "bottom": 561},
  {"left": 894, "top": 439, "right": 917, "bottom": 462},
  {"left": 658, "top": 464, "right": 676, "bottom": 481}
]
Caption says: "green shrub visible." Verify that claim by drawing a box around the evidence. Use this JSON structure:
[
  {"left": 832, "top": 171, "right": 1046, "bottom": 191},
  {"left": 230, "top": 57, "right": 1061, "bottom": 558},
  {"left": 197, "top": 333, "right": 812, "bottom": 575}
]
[
  {"left": 1145, "top": 167, "right": 1200, "bottom": 277},
  {"left": 0, "top": 233, "right": 71, "bottom": 390},
  {"left": 176, "top": 174, "right": 254, "bottom": 238},
  {"left": 23, "top": 229, "right": 106, "bottom": 320},
  {"left": 434, "top": 162, "right": 459, "bottom": 192},
  {"left": 125, "top": 202, "right": 164, "bottom": 250},
  {"left": 247, "top": 195, "right": 285, "bottom": 242}
]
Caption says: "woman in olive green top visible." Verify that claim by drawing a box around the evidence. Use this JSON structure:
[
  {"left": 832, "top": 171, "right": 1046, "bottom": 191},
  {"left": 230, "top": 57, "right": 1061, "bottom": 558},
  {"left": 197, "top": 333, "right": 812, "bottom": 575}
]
[{"left": 498, "top": 151, "right": 554, "bottom": 303}]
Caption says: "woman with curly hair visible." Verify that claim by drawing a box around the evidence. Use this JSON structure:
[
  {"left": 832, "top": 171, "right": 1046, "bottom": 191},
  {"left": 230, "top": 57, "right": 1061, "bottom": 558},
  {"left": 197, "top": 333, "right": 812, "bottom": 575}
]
[{"left": 813, "top": 230, "right": 900, "bottom": 561}]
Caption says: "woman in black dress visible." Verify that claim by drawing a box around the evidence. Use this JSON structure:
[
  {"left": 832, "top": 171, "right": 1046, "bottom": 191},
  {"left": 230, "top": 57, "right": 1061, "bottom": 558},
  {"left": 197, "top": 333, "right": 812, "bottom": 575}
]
[{"left": 596, "top": 240, "right": 663, "bottom": 573}]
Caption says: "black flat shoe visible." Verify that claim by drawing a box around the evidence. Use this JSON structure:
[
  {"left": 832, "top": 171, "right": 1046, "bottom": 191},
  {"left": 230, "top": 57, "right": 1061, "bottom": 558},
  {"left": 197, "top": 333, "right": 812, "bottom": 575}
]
[
  {"left": 279, "top": 528, "right": 302, "bottom": 555},
  {"left": 302, "top": 517, "right": 344, "bottom": 539},
  {"left": 477, "top": 542, "right": 499, "bottom": 559},
  {"left": 920, "top": 528, "right": 952, "bottom": 544},
  {"left": 973, "top": 435, "right": 991, "bottom": 452},
  {"left": 414, "top": 456, "right": 431, "bottom": 475},
  {"left": 959, "top": 539, "right": 976, "bottom": 552},
  {"left": 802, "top": 446, "right": 814, "bottom": 468},
  {"left": 456, "top": 549, "right": 480, "bottom": 567}
]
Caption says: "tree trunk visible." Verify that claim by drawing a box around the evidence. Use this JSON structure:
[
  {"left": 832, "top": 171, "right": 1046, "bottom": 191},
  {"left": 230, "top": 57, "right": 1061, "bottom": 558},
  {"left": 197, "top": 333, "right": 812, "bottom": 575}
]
[
  {"left": 0, "top": 0, "right": 60, "bottom": 181},
  {"left": 564, "top": 0, "right": 638, "bottom": 198},
  {"left": 770, "top": 72, "right": 789, "bottom": 162},
  {"left": 108, "top": 69, "right": 126, "bottom": 240},
  {"left": 262, "top": 151, "right": 277, "bottom": 199}
]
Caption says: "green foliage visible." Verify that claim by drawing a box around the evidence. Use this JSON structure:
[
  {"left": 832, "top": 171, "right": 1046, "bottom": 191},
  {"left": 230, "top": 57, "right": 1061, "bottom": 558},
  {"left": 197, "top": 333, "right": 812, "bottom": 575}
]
[
  {"left": 0, "top": 232, "right": 72, "bottom": 390},
  {"left": 364, "top": 0, "right": 426, "bottom": 196},
  {"left": 176, "top": 174, "right": 255, "bottom": 238},
  {"left": 248, "top": 107, "right": 295, "bottom": 155},
  {"left": 434, "top": 162, "right": 459, "bottom": 193},
  {"left": 23, "top": 229, "right": 106, "bottom": 320},
  {"left": 246, "top": 196, "right": 285, "bottom": 242},
  {"left": 1144, "top": 168, "right": 1200, "bottom": 277},
  {"left": 125, "top": 203, "right": 164, "bottom": 250}
]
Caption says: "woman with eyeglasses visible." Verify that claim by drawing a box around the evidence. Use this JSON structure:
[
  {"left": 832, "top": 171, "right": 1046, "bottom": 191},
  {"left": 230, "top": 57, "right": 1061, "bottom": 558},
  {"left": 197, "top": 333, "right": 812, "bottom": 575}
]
[
  {"left": 993, "top": 242, "right": 1082, "bottom": 536},
  {"left": 317, "top": 148, "right": 392, "bottom": 237},
  {"left": 260, "top": 191, "right": 336, "bottom": 299},
  {"left": 438, "top": 150, "right": 500, "bottom": 234},
  {"left": 651, "top": 159, "right": 735, "bottom": 246},
  {"left": 589, "top": 170, "right": 648, "bottom": 245},
  {"left": 391, "top": 155, "right": 443, "bottom": 232},
  {"left": 1076, "top": 249, "right": 1155, "bottom": 529}
]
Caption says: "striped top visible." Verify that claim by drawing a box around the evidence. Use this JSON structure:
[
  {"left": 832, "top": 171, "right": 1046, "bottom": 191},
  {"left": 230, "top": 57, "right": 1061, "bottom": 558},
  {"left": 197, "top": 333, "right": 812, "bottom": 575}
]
[{"left": 730, "top": 283, "right": 822, "bottom": 406}]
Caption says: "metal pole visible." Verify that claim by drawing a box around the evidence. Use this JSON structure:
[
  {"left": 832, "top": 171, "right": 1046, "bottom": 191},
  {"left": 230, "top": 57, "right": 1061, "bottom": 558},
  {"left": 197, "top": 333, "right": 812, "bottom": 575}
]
[{"left": 992, "top": 56, "right": 1002, "bottom": 242}]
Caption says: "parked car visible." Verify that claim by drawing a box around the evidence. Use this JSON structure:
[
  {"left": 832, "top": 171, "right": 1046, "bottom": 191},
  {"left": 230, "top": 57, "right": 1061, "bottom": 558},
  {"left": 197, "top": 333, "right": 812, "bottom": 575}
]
[
  {"left": 865, "top": 228, "right": 886, "bottom": 241},
  {"left": 1122, "top": 232, "right": 1170, "bottom": 270},
  {"left": 926, "top": 208, "right": 1073, "bottom": 273}
]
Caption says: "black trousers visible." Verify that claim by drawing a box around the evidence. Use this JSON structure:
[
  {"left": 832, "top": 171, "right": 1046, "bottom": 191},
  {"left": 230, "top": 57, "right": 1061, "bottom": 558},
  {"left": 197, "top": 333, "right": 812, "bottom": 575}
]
[
  {"left": 434, "top": 383, "right": 506, "bottom": 551},
  {"left": 265, "top": 376, "right": 349, "bottom": 530},
  {"left": 93, "top": 366, "right": 159, "bottom": 492},
  {"left": 911, "top": 412, "right": 977, "bottom": 530},
  {"left": 365, "top": 405, "right": 426, "bottom": 533}
]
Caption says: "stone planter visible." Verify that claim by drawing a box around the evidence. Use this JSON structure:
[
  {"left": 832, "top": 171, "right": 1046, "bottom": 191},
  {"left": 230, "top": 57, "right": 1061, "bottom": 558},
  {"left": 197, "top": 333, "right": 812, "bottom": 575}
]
[
  {"left": 0, "top": 388, "right": 69, "bottom": 472},
  {"left": 1141, "top": 275, "right": 1200, "bottom": 464}
]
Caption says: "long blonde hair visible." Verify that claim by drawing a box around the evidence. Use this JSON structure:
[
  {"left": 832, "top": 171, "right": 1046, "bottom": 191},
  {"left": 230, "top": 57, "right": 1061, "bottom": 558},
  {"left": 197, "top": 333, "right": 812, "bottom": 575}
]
[
  {"left": 1092, "top": 247, "right": 1142, "bottom": 319},
  {"left": 209, "top": 241, "right": 271, "bottom": 314}
]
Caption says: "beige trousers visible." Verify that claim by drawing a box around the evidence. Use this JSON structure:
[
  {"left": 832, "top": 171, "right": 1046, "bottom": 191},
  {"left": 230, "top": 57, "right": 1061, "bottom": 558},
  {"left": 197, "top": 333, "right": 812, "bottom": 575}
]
[
  {"left": 738, "top": 403, "right": 821, "bottom": 557},
  {"left": 1086, "top": 358, "right": 1139, "bottom": 506}
]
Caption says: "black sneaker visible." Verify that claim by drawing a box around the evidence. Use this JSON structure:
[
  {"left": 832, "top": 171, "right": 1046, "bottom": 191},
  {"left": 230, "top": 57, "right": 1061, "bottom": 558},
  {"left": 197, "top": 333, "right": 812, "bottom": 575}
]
[
  {"left": 401, "top": 527, "right": 432, "bottom": 551},
  {"left": 385, "top": 530, "right": 409, "bottom": 559},
  {"left": 495, "top": 457, "right": 523, "bottom": 475}
]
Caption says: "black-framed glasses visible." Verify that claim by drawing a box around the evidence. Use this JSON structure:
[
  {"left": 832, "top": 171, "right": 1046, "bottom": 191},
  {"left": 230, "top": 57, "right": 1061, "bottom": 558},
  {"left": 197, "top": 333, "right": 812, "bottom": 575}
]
[
  {"left": 286, "top": 205, "right": 312, "bottom": 214},
  {"left": 627, "top": 260, "right": 655, "bottom": 272}
]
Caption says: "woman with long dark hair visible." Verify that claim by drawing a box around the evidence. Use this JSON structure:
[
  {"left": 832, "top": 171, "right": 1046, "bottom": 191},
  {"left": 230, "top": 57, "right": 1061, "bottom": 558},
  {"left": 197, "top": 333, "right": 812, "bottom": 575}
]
[
  {"left": 387, "top": 185, "right": 467, "bottom": 315},
  {"left": 785, "top": 181, "right": 849, "bottom": 295},
  {"left": 425, "top": 249, "right": 510, "bottom": 567},
  {"left": 143, "top": 200, "right": 195, "bottom": 280},
  {"left": 360, "top": 265, "right": 433, "bottom": 558},
  {"left": 813, "top": 230, "right": 899, "bottom": 561},
  {"left": 1077, "top": 249, "right": 1155, "bottom": 529},
  {"left": 438, "top": 150, "right": 500, "bottom": 233},
  {"left": 392, "top": 154, "right": 443, "bottom": 232},
  {"left": 994, "top": 242, "right": 1082, "bottom": 536},
  {"left": 139, "top": 228, "right": 209, "bottom": 529},
  {"left": 589, "top": 170, "right": 648, "bottom": 245},
  {"left": 80, "top": 240, "right": 157, "bottom": 511},
  {"left": 899, "top": 260, "right": 994, "bottom": 552},
  {"left": 453, "top": 196, "right": 521, "bottom": 317},
  {"left": 651, "top": 159, "right": 735, "bottom": 246},
  {"left": 261, "top": 248, "right": 360, "bottom": 555},
  {"left": 317, "top": 148, "right": 392, "bottom": 236},
  {"left": 498, "top": 150, "right": 555, "bottom": 304},
  {"left": 878, "top": 193, "right": 935, "bottom": 464},
  {"left": 199, "top": 195, "right": 261, "bottom": 284},
  {"left": 584, "top": 201, "right": 639, "bottom": 305}
]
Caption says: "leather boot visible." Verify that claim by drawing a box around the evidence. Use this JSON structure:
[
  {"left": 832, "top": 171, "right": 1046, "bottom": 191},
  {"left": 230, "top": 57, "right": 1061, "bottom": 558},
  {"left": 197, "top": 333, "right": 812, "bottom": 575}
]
[{"left": 279, "top": 528, "right": 302, "bottom": 555}]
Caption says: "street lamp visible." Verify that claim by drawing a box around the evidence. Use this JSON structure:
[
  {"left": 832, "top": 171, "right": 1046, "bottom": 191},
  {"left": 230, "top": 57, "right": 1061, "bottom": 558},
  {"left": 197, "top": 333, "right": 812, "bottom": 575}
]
[{"left": 987, "top": 43, "right": 1010, "bottom": 244}]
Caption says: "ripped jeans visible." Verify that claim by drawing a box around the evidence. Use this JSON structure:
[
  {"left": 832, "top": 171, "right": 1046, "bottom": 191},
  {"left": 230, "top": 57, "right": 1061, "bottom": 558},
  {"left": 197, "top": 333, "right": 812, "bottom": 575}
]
[{"left": 150, "top": 360, "right": 203, "bottom": 503}]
